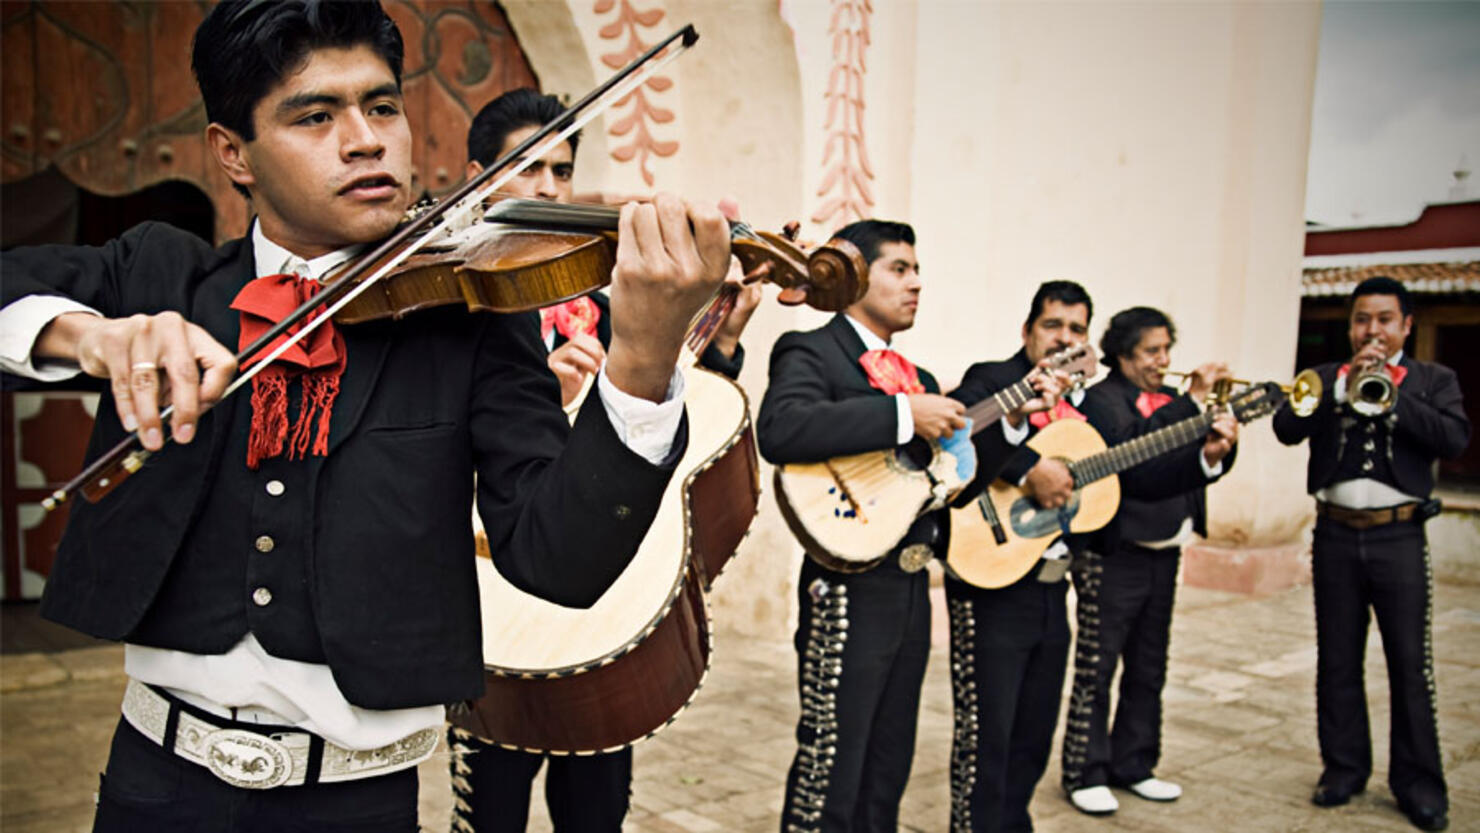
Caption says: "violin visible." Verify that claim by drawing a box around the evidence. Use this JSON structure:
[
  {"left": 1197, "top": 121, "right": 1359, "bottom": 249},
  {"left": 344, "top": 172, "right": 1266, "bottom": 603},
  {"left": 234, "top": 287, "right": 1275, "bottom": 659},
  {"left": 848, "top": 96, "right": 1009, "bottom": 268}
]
[{"left": 333, "top": 197, "right": 868, "bottom": 325}]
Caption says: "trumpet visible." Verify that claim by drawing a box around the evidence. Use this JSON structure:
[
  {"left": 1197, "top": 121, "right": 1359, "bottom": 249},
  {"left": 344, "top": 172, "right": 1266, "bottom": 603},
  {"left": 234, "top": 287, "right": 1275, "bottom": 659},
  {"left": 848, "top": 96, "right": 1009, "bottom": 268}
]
[
  {"left": 1163, "top": 368, "right": 1324, "bottom": 417},
  {"left": 1348, "top": 338, "right": 1397, "bottom": 417}
]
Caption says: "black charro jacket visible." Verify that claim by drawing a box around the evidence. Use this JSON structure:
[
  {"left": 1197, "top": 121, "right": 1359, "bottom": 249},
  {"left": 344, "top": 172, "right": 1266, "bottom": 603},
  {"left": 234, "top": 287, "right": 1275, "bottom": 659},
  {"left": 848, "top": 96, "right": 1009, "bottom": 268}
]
[
  {"left": 1272, "top": 356, "right": 1469, "bottom": 498},
  {"left": 0, "top": 222, "right": 684, "bottom": 709}
]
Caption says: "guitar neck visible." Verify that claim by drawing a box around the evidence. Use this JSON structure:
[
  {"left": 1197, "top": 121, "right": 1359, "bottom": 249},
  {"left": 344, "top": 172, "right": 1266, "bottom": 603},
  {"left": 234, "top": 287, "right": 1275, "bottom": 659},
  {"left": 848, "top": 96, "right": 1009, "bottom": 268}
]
[
  {"left": 1068, "top": 409, "right": 1215, "bottom": 486},
  {"left": 963, "top": 377, "right": 1038, "bottom": 436}
]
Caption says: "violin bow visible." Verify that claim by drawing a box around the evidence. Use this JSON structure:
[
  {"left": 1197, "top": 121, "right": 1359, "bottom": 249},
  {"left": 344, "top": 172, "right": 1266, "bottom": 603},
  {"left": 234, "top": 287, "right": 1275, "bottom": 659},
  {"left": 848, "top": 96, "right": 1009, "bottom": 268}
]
[{"left": 43, "top": 25, "right": 701, "bottom": 511}]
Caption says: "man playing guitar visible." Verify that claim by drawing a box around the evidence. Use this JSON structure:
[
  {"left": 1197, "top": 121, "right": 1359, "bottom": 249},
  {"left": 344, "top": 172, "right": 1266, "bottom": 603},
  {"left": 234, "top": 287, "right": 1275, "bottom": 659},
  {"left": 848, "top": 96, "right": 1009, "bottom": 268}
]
[
  {"left": 944, "top": 280, "right": 1094, "bottom": 831},
  {"left": 756, "top": 220, "right": 1061, "bottom": 831}
]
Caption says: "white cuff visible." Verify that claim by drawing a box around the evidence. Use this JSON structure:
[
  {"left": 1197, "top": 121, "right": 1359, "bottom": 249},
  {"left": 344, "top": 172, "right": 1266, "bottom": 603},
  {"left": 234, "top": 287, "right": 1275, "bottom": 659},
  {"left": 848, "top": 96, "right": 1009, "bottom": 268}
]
[
  {"left": 597, "top": 365, "right": 686, "bottom": 465},
  {"left": 893, "top": 393, "right": 913, "bottom": 445},
  {"left": 0, "top": 296, "right": 100, "bottom": 381},
  {"left": 1200, "top": 451, "right": 1224, "bottom": 479},
  {"left": 1000, "top": 415, "right": 1029, "bottom": 447}
]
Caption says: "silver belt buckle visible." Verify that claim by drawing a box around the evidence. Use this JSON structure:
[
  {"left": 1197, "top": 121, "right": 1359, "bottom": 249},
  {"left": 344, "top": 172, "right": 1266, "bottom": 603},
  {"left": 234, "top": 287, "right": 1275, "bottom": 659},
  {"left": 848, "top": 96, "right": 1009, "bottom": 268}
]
[
  {"left": 203, "top": 729, "right": 293, "bottom": 789},
  {"left": 897, "top": 544, "right": 933, "bottom": 573}
]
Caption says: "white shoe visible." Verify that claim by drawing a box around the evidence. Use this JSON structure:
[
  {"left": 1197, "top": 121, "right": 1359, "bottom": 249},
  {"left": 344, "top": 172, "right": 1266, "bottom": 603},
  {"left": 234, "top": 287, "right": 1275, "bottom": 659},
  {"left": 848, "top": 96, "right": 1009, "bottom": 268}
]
[
  {"left": 1128, "top": 777, "right": 1182, "bottom": 802},
  {"left": 1069, "top": 786, "right": 1119, "bottom": 815}
]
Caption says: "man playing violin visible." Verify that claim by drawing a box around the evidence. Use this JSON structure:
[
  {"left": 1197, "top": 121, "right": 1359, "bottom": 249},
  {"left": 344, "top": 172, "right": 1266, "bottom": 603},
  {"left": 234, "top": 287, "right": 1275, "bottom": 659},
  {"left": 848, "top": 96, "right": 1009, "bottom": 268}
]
[
  {"left": 0, "top": 3, "right": 728, "bottom": 831},
  {"left": 757, "top": 220, "right": 1063, "bottom": 832},
  {"left": 446, "top": 87, "right": 761, "bottom": 833},
  {"left": 944, "top": 279, "right": 1094, "bottom": 832},
  {"left": 1059, "top": 307, "right": 1238, "bottom": 817},
  {"left": 1273, "top": 277, "right": 1469, "bottom": 832}
]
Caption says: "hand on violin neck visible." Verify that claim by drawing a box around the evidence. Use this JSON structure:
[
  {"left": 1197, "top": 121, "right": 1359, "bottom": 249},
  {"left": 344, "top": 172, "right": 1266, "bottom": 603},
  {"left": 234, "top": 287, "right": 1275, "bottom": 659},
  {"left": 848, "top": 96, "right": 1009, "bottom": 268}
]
[
  {"left": 605, "top": 193, "right": 731, "bottom": 402},
  {"left": 50, "top": 311, "right": 236, "bottom": 450}
]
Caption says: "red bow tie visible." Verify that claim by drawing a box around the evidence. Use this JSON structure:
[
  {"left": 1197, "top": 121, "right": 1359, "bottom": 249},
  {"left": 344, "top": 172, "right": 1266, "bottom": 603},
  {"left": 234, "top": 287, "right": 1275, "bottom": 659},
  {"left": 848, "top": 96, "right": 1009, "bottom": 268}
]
[
  {"left": 1030, "top": 397, "right": 1087, "bottom": 429},
  {"left": 859, "top": 349, "right": 926, "bottom": 396},
  {"left": 539, "top": 296, "right": 601, "bottom": 342},
  {"left": 1135, "top": 390, "right": 1173, "bottom": 418},
  {"left": 231, "top": 273, "right": 346, "bottom": 469},
  {"left": 1338, "top": 361, "right": 1407, "bottom": 388}
]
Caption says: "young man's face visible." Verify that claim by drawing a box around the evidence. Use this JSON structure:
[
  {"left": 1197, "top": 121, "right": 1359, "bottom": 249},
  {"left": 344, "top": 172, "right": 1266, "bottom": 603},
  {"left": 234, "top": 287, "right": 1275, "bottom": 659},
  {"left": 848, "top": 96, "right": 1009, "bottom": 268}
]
[
  {"left": 1022, "top": 299, "right": 1090, "bottom": 364},
  {"left": 1348, "top": 293, "right": 1412, "bottom": 359},
  {"left": 464, "top": 125, "right": 574, "bottom": 204},
  {"left": 1117, "top": 325, "right": 1172, "bottom": 393},
  {"left": 846, "top": 241, "right": 921, "bottom": 341},
  {"left": 229, "top": 45, "right": 413, "bottom": 257}
]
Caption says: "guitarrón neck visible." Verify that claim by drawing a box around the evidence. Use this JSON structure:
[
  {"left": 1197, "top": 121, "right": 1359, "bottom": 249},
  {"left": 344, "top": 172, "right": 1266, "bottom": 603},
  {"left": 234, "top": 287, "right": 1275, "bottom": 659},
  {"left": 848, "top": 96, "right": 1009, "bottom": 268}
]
[{"left": 1068, "top": 408, "right": 1215, "bottom": 486}]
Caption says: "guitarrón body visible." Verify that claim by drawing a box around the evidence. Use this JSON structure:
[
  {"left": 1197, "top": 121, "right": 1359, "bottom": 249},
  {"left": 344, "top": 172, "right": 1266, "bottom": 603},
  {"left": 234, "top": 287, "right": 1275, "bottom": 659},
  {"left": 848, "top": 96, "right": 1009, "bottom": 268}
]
[{"left": 452, "top": 354, "right": 759, "bottom": 752}]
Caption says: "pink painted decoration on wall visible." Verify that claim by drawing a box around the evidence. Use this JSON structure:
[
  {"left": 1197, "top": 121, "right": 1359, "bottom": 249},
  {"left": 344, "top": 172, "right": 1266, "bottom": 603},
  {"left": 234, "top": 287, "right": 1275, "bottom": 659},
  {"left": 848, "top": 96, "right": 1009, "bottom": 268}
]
[
  {"left": 811, "top": 0, "right": 876, "bottom": 227},
  {"left": 594, "top": 0, "right": 678, "bottom": 186}
]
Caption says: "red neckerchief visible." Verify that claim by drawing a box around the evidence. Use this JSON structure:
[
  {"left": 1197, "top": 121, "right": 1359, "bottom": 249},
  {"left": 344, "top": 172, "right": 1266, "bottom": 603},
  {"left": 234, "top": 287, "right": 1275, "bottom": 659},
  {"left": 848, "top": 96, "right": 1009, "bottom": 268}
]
[
  {"left": 539, "top": 296, "right": 600, "bottom": 342},
  {"left": 231, "top": 273, "right": 346, "bottom": 469},
  {"left": 859, "top": 348, "right": 926, "bottom": 395},
  {"left": 1030, "top": 397, "right": 1087, "bottom": 429},
  {"left": 1135, "top": 390, "right": 1173, "bottom": 418},
  {"left": 1338, "top": 360, "right": 1408, "bottom": 388}
]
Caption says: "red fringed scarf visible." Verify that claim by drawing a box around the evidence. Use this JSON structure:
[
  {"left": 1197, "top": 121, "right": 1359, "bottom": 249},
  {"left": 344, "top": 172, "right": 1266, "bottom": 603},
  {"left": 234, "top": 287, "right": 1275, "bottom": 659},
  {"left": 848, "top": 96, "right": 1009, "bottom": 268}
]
[
  {"left": 1030, "top": 397, "right": 1087, "bottom": 429},
  {"left": 859, "top": 348, "right": 926, "bottom": 395},
  {"left": 230, "top": 273, "right": 346, "bottom": 469},
  {"left": 1135, "top": 390, "right": 1173, "bottom": 417},
  {"left": 539, "top": 296, "right": 601, "bottom": 342}
]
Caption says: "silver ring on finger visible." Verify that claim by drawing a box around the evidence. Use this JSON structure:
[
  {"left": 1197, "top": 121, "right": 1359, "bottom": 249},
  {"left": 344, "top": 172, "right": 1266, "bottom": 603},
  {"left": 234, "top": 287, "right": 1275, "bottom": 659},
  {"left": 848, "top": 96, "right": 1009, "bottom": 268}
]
[{"left": 131, "top": 361, "right": 158, "bottom": 372}]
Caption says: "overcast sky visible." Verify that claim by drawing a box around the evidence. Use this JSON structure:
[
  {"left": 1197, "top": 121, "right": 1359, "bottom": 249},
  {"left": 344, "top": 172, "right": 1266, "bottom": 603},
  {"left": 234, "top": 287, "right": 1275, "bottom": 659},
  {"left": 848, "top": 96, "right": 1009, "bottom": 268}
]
[{"left": 1305, "top": 0, "right": 1480, "bottom": 227}]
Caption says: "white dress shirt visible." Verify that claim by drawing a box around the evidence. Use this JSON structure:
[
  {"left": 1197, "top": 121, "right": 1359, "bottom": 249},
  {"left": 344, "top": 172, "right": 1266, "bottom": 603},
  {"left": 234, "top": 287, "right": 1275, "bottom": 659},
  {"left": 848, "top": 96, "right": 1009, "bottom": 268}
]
[{"left": 0, "top": 221, "right": 686, "bottom": 748}]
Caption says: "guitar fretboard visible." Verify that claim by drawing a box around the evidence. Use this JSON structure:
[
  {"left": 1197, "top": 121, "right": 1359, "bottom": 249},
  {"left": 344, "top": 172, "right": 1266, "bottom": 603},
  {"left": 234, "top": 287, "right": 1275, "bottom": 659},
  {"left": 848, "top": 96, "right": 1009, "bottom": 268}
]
[
  {"left": 1068, "top": 409, "right": 1215, "bottom": 485},
  {"left": 963, "top": 378, "right": 1038, "bottom": 437}
]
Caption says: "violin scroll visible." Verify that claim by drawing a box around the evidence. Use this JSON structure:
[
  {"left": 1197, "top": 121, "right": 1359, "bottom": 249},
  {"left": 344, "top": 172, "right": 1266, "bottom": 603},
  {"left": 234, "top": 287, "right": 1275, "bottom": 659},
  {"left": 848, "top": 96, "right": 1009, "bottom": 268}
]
[{"left": 732, "top": 232, "right": 867, "bottom": 313}]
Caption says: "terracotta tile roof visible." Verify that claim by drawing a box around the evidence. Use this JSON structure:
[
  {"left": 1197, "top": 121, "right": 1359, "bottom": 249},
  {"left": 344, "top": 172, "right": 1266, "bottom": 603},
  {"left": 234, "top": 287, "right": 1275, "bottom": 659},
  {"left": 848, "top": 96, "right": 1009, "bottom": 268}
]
[{"left": 1301, "top": 261, "right": 1480, "bottom": 297}]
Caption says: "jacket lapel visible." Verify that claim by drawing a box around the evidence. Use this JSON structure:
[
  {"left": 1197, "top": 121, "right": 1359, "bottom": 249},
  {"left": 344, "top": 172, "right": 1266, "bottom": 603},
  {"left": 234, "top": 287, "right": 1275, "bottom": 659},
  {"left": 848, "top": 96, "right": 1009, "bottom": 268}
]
[{"left": 326, "top": 324, "right": 391, "bottom": 454}]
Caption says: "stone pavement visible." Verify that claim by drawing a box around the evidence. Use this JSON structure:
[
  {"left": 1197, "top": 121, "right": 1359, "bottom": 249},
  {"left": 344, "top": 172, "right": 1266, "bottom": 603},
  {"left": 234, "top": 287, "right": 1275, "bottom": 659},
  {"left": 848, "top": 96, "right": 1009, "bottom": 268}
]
[{"left": 3, "top": 579, "right": 1477, "bottom": 832}]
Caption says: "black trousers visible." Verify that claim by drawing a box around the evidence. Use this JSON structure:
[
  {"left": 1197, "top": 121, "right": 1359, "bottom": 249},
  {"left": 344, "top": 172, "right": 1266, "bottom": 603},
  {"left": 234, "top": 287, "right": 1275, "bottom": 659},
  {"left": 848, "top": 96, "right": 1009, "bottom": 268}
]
[
  {"left": 447, "top": 727, "right": 631, "bottom": 832},
  {"left": 945, "top": 572, "right": 1070, "bottom": 833},
  {"left": 1312, "top": 516, "right": 1446, "bottom": 811},
  {"left": 93, "top": 718, "right": 418, "bottom": 833},
  {"left": 781, "top": 557, "right": 932, "bottom": 833},
  {"left": 1062, "top": 544, "right": 1179, "bottom": 792}
]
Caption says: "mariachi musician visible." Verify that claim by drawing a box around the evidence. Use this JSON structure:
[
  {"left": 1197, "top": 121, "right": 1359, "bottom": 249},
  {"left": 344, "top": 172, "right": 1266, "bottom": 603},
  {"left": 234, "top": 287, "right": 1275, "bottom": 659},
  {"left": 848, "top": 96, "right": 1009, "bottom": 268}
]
[
  {"left": 944, "top": 279, "right": 1094, "bottom": 832},
  {"left": 1273, "top": 276, "right": 1469, "bottom": 833},
  {"left": 756, "top": 219, "right": 1062, "bottom": 832},
  {"left": 0, "top": 2, "right": 729, "bottom": 828},
  {"left": 446, "top": 87, "right": 759, "bottom": 833},
  {"left": 1059, "top": 306, "right": 1238, "bottom": 817}
]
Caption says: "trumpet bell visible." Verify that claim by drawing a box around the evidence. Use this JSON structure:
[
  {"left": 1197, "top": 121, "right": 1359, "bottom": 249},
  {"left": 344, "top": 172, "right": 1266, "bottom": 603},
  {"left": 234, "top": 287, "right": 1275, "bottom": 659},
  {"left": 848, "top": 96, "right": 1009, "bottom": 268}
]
[
  {"left": 1350, "top": 366, "right": 1397, "bottom": 417},
  {"left": 1286, "top": 368, "right": 1322, "bottom": 418}
]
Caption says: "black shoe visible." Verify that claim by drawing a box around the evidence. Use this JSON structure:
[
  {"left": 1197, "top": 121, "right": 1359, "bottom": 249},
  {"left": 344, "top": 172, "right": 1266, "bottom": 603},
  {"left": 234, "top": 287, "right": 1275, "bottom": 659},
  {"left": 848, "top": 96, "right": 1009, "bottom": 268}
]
[
  {"left": 1311, "top": 784, "right": 1361, "bottom": 807},
  {"left": 1399, "top": 800, "right": 1448, "bottom": 831}
]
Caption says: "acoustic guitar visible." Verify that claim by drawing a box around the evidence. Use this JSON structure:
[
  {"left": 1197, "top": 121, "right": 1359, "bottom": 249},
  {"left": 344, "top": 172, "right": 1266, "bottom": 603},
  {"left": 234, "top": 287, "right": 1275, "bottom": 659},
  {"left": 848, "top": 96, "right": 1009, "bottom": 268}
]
[
  {"left": 773, "top": 344, "right": 1098, "bottom": 572},
  {"left": 451, "top": 288, "right": 761, "bottom": 754},
  {"left": 945, "top": 381, "right": 1284, "bottom": 588}
]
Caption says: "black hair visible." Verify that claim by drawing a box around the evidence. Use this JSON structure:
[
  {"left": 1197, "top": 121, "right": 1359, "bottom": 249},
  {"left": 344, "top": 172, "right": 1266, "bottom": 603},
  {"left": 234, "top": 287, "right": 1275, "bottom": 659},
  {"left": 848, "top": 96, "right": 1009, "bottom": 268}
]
[
  {"left": 1350, "top": 276, "right": 1413, "bottom": 317},
  {"left": 1099, "top": 306, "right": 1175, "bottom": 368},
  {"left": 467, "top": 88, "right": 580, "bottom": 167},
  {"left": 1026, "top": 280, "right": 1093, "bottom": 329},
  {"left": 831, "top": 219, "right": 916, "bottom": 266},
  {"left": 193, "top": 1, "right": 405, "bottom": 196}
]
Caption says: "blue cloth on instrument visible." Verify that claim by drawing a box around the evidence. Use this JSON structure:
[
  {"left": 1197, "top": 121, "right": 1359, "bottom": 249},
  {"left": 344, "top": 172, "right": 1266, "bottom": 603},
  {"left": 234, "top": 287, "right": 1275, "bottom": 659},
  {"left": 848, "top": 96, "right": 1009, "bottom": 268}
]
[{"left": 941, "top": 419, "right": 977, "bottom": 483}]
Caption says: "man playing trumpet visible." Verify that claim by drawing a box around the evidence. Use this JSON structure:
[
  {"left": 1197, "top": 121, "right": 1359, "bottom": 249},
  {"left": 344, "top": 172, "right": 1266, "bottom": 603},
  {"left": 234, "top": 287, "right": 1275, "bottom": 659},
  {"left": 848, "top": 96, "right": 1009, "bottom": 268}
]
[{"left": 1273, "top": 277, "right": 1470, "bottom": 832}]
